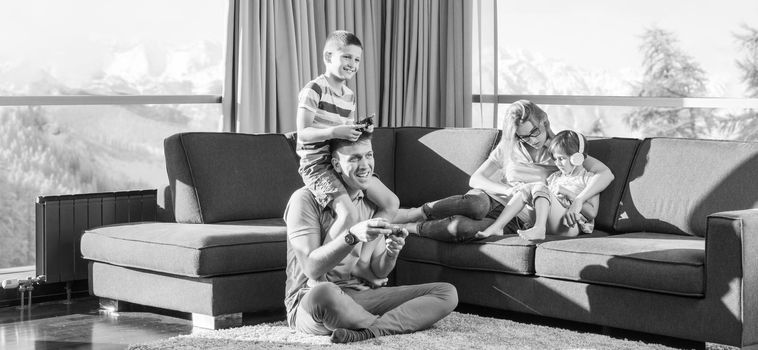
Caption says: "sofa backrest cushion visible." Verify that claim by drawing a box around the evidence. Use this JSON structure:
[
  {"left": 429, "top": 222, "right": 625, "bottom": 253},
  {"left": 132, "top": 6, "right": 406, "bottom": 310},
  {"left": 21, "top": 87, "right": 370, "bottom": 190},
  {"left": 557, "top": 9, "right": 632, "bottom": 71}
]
[
  {"left": 586, "top": 137, "right": 641, "bottom": 232},
  {"left": 394, "top": 127, "right": 500, "bottom": 207},
  {"left": 284, "top": 128, "right": 396, "bottom": 192},
  {"left": 614, "top": 138, "right": 758, "bottom": 237},
  {"left": 165, "top": 132, "right": 302, "bottom": 224},
  {"left": 369, "top": 128, "right": 397, "bottom": 192}
]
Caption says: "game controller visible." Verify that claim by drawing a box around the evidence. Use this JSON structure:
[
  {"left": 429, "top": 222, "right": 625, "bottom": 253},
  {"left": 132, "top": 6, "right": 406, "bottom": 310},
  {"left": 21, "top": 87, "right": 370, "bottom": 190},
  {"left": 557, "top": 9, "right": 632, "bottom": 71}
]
[
  {"left": 356, "top": 114, "right": 375, "bottom": 132},
  {"left": 387, "top": 224, "right": 405, "bottom": 237}
]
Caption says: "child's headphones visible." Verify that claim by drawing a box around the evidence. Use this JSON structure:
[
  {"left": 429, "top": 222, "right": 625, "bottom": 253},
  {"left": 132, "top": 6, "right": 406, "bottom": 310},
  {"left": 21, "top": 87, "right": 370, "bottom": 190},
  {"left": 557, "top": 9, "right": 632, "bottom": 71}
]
[{"left": 570, "top": 130, "right": 585, "bottom": 166}]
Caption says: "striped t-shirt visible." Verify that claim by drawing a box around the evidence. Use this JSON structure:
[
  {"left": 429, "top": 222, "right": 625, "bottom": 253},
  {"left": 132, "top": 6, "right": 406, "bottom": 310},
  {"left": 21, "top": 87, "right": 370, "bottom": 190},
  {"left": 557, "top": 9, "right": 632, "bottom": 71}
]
[{"left": 296, "top": 74, "right": 357, "bottom": 169}]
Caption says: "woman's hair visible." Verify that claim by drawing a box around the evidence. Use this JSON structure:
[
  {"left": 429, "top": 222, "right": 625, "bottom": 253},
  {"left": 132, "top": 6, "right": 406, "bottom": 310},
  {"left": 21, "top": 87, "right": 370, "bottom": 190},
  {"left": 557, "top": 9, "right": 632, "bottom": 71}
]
[
  {"left": 497, "top": 100, "right": 554, "bottom": 159},
  {"left": 548, "top": 130, "right": 587, "bottom": 159}
]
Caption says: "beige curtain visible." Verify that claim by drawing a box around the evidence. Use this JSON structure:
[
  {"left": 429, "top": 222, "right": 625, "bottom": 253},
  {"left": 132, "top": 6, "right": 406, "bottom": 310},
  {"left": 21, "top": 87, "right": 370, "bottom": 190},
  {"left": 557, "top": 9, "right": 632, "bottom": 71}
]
[{"left": 223, "top": 0, "right": 471, "bottom": 133}]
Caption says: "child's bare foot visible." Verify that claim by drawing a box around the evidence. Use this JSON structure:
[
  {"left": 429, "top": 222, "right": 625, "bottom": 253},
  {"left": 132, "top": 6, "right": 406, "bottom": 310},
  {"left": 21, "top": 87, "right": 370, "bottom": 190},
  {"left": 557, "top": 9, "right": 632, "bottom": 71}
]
[
  {"left": 517, "top": 226, "right": 546, "bottom": 241},
  {"left": 475, "top": 227, "right": 504, "bottom": 239}
]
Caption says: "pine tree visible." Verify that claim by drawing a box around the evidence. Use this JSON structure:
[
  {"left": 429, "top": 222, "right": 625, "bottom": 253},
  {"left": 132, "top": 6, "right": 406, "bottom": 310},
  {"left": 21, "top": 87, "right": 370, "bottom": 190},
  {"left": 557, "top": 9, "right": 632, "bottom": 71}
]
[
  {"left": 719, "top": 24, "right": 758, "bottom": 141},
  {"left": 735, "top": 24, "right": 758, "bottom": 98},
  {"left": 625, "top": 27, "right": 712, "bottom": 138}
]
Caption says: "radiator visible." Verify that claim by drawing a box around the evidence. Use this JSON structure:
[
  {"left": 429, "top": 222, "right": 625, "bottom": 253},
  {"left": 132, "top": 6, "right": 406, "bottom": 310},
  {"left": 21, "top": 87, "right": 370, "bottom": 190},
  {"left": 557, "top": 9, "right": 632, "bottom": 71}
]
[{"left": 35, "top": 189, "right": 157, "bottom": 284}]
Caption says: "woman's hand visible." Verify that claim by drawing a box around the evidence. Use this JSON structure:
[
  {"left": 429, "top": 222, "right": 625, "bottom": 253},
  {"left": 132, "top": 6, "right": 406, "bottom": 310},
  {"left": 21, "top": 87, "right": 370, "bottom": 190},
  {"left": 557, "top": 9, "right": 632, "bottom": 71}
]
[{"left": 563, "top": 198, "right": 584, "bottom": 227}]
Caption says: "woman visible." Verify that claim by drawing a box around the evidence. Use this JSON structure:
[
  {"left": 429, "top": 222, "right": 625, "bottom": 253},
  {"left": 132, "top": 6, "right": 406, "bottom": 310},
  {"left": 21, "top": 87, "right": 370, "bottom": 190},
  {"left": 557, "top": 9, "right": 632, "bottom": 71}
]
[{"left": 400, "top": 100, "right": 614, "bottom": 242}]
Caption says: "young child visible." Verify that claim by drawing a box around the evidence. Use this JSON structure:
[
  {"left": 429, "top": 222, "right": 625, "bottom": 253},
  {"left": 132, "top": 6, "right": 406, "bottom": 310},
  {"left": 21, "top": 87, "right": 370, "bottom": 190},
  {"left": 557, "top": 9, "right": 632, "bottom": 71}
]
[
  {"left": 296, "top": 30, "right": 399, "bottom": 274},
  {"left": 476, "top": 130, "right": 598, "bottom": 240}
]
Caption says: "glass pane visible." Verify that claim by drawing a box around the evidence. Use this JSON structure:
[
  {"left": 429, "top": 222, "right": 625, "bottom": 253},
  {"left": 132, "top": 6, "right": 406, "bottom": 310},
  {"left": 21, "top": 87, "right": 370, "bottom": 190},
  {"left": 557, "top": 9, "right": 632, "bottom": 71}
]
[
  {"left": 0, "top": 104, "right": 222, "bottom": 269},
  {"left": 472, "top": 103, "right": 758, "bottom": 141},
  {"left": 472, "top": 0, "right": 758, "bottom": 98},
  {"left": 0, "top": 0, "right": 227, "bottom": 96}
]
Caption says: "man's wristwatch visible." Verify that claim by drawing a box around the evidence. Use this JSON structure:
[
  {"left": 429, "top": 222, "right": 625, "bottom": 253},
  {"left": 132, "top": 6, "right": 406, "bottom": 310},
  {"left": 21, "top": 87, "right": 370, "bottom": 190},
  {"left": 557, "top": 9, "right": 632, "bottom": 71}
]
[{"left": 344, "top": 232, "right": 359, "bottom": 246}]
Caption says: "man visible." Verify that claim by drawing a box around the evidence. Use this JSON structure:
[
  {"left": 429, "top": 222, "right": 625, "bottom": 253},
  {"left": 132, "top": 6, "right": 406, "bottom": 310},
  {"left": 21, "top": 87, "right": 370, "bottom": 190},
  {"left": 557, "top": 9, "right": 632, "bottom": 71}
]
[{"left": 283, "top": 131, "right": 458, "bottom": 343}]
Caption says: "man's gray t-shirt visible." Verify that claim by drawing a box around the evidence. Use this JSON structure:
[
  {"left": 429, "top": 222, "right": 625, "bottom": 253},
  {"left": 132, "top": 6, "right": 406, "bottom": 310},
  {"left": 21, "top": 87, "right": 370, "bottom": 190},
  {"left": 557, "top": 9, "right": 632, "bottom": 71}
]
[{"left": 283, "top": 187, "right": 377, "bottom": 326}]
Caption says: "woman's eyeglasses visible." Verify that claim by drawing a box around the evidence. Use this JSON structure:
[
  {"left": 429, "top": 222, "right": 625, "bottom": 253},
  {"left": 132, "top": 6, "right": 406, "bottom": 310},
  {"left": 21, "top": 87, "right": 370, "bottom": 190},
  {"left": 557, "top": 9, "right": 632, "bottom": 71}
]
[{"left": 516, "top": 127, "right": 541, "bottom": 143}]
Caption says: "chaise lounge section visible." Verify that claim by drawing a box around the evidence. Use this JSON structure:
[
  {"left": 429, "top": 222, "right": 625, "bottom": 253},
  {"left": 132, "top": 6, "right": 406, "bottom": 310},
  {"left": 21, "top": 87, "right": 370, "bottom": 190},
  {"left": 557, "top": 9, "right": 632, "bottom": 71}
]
[{"left": 80, "top": 128, "right": 758, "bottom": 349}]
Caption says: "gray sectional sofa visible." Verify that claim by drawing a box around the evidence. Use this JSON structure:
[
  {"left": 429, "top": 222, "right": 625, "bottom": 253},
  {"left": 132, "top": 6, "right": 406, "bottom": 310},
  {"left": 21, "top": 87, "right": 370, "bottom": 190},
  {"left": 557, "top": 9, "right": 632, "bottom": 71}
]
[{"left": 80, "top": 128, "right": 758, "bottom": 348}]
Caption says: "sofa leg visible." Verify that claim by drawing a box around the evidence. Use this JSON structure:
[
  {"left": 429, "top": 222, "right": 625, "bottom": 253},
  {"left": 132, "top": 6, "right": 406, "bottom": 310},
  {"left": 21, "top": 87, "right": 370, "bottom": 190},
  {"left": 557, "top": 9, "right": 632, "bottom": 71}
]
[
  {"left": 192, "top": 313, "right": 243, "bottom": 330},
  {"left": 98, "top": 298, "right": 131, "bottom": 313}
]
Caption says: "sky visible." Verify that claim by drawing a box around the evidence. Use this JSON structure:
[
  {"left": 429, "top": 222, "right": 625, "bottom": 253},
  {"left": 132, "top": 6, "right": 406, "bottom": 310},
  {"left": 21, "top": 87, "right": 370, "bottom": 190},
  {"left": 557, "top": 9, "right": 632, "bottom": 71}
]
[
  {"left": 476, "top": 0, "right": 758, "bottom": 97},
  {"left": 1, "top": 0, "right": 757, "bottom": 97},
  {"left": 0, "top": 0, "right": 227, "bottom": 88}
]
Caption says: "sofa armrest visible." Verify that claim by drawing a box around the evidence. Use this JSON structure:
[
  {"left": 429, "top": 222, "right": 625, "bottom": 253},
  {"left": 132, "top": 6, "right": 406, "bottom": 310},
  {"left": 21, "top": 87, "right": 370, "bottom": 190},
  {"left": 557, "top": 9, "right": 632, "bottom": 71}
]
[
  {"left": 706, "top": 209, "right": 758, "bottom": 347},
  {"left": 156, "top": 184, "right": 175, "bottom": 223}
]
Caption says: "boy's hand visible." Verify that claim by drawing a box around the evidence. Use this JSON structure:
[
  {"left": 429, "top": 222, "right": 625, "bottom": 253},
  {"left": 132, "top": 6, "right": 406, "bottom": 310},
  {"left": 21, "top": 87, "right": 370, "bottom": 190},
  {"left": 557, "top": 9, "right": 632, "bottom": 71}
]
[{"left": 332, "top": 124, "right": 363, "bottom": 141}]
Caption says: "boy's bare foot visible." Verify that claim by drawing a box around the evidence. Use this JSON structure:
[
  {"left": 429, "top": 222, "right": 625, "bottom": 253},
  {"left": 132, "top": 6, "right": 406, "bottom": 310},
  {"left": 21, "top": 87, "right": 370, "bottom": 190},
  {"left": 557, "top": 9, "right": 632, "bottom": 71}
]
[
  {"left": 517, "top": 226, "right": 546, "bottom": 241},
  {"left": 475, "top": 227, "right": 504, "bottom": 239}
]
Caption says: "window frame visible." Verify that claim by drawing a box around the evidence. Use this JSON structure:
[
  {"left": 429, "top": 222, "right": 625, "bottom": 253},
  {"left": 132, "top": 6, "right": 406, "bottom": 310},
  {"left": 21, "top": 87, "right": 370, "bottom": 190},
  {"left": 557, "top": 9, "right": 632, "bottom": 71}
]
[{"left": 0, "top": 1, "right": 231, "bottom": 275}]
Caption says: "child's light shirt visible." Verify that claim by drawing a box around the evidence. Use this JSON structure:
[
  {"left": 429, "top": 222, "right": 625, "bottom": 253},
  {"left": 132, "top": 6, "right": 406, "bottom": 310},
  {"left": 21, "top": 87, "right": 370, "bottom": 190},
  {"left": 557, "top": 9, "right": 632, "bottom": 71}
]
[
  {"left": 546, "top": 167, "right": 595, "bottom": 233},
  {"left": 296, "top": 74, "right": 356, "bottom": 173},
  {"left": 485, "top": 142, "right": 558, "bottom": 206}
]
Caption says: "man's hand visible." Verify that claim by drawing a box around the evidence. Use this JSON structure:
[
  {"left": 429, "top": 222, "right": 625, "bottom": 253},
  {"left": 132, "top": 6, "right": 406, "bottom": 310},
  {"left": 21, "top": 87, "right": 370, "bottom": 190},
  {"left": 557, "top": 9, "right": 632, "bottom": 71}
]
[
  {"left": 332, "top": 124, "right": 363, "bottom": 141},
  {"left": 384, "top": 226, "right": 408, "bottom": 258},
  {"left": 349, "top": 218, "right": 393, "bottom": 242}
]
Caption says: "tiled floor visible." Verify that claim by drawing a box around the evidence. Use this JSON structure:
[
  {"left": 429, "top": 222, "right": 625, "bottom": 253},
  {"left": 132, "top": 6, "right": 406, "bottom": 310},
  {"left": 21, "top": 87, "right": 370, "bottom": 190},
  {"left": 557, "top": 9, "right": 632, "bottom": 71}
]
[
  {"left": 0, "top": 297, "right": 283, "bottom": 350},
  {"left": 0, "top": 296, "right": 720, "bottom": 350}
]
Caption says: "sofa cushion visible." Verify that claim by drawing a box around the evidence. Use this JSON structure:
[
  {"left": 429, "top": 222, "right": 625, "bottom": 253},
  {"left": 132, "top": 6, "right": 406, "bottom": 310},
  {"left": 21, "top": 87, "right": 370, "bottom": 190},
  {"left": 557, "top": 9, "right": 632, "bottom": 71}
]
[
  {"left": 534, "top": 232, "right": 705, "bottom": 296},
  {"left": 165, "top": 132, "right": 302, "bottom": 224},
  {"left": 586, "top": 137, "right": 640, "bottom": 232},
  {"left": 286, "top": 128, "right": 396, "bottom": 191},
  {"left": 394, "top": 127, "right": 500, "bottom": 207},
  {"left": 614, "top": 138, "right": 758, "bottom": 237},
  {"left": 81, "top": 220, "right": 287, "bottom": 278},
  {"left": 369, "top": 128, "right": 397, "bottom": 191},
  {"left": 400, "top": 235, "right": 537, "bottom": 275}
]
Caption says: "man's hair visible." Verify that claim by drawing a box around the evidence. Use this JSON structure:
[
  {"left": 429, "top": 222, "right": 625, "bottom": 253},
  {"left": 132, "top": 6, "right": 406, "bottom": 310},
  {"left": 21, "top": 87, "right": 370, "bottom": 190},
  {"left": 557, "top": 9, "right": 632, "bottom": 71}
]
[
  {"left": 323, "top": 30, "right": 363, "bottom": 56},
  {"left": 330, "top": 131, "right": 373, "bottom": 156}
]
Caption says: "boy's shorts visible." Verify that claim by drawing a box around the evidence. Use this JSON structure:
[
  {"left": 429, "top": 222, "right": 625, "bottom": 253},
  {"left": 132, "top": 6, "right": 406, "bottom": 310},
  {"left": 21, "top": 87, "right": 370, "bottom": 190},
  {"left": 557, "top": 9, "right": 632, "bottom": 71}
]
[{"left": 299, "top": 156, "right": 348, "bottom": 208}]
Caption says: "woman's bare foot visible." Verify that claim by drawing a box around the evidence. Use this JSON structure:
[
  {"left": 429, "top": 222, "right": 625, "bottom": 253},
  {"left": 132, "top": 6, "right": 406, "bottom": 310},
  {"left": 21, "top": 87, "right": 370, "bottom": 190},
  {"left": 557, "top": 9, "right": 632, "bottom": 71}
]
[
  {"left": 475, "top": 227, "right": 504, "bottom": 239},
  {"left": 408, "top": 206, "right": 428, "bottom": 222},
  {"left": 517, "top": 226, "right": 546, "bottom": 240},
  {"left": 403, "top": 222, "right": 419, "bottom": 235}
]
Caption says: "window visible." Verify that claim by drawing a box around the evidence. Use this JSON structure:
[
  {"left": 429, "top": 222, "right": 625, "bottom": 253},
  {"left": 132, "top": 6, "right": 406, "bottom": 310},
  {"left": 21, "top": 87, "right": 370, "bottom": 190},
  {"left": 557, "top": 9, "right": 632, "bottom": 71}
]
[
  {"left": 472, "top": 0, "right": 758, "bottom": 138},
  {"left": 0, "top": 0, "right": 228, "bottom": 271}
]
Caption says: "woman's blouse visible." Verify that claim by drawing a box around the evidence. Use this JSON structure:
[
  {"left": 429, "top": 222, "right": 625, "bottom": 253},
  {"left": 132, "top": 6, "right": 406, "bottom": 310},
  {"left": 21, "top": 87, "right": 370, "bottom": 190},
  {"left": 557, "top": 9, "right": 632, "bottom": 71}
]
[{"left": 485, "top": 142, "right": 558, "bottom": 205}]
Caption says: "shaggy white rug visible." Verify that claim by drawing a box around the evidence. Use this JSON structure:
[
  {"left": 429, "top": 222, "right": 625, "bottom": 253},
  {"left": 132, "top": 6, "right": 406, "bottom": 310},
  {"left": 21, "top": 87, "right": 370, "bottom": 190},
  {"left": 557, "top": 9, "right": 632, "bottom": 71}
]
[{"left": 127, "top": 311, "right": 709, "bottom": 350}]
